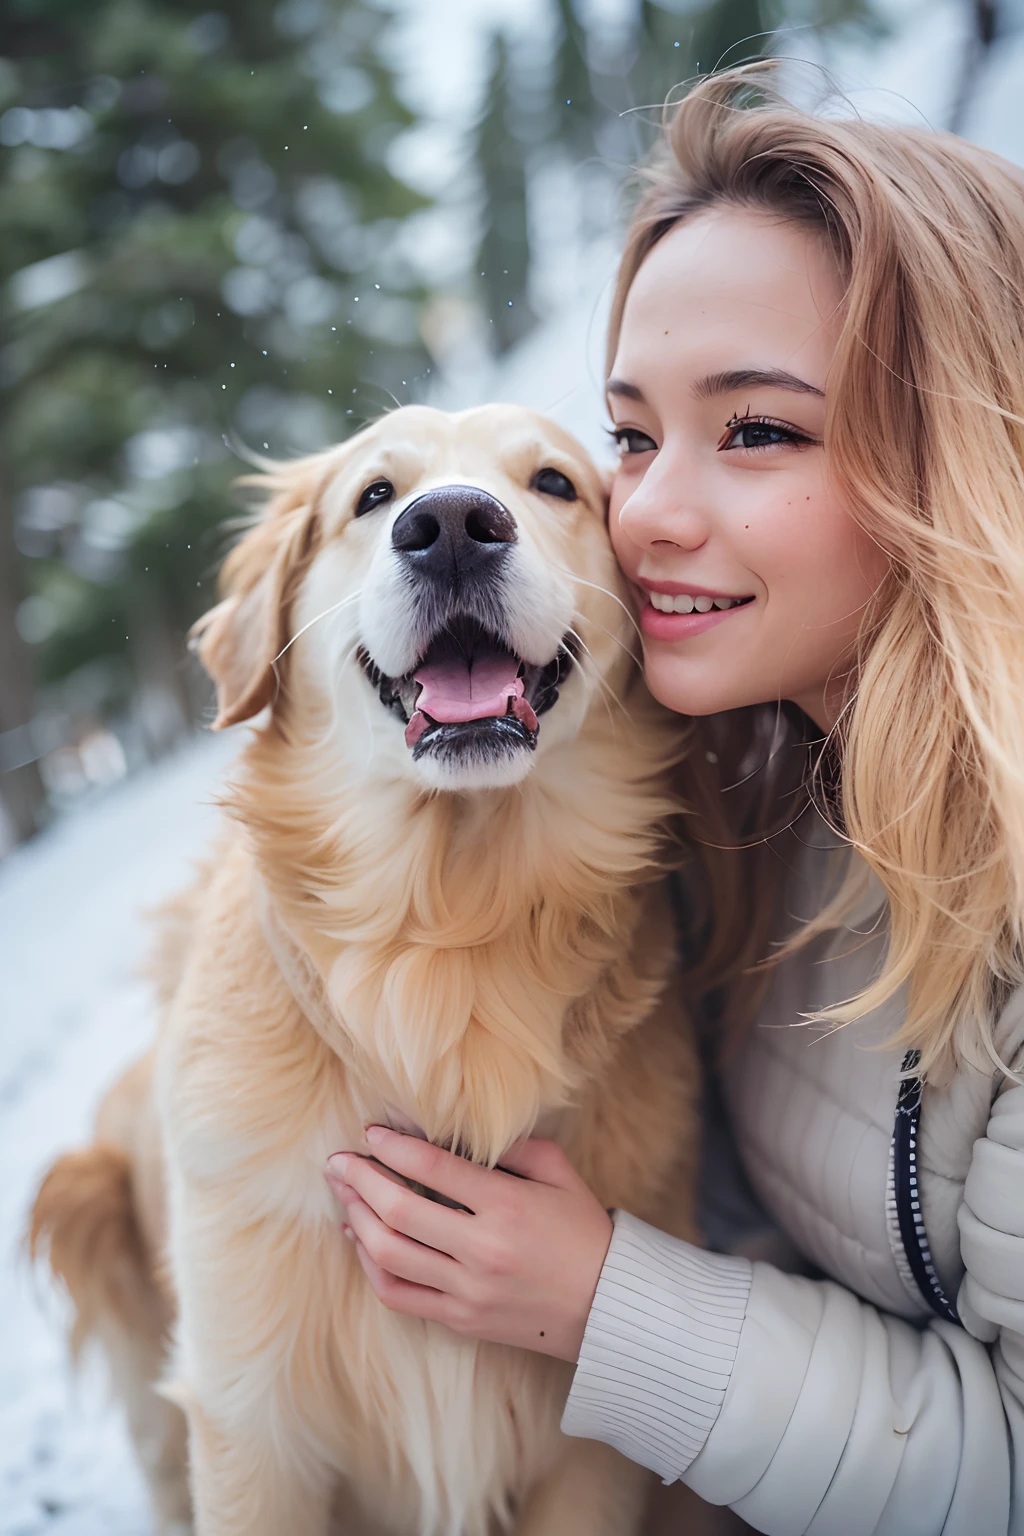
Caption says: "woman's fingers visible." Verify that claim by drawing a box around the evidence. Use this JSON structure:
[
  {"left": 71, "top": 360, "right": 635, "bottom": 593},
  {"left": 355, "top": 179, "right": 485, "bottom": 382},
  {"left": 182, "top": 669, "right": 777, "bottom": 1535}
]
[
  {"left": 496, "top": 1137, "right": 581, "bottom": 1187},
  {"left": 326, "top": 1152, "right": 468, "bottom": 1253},
  {"left": 341, "top": 1190, "right": 462, "bottom": 1291},
  {"left": 325, "top": 1133, "right": 611, "bottom": 1360},
  {"left": 359, "top": 1126, "right": 513, "bottom": 1210},
  {"left": 349, "top": 1237, "right": 459, "bottom": 1326}
]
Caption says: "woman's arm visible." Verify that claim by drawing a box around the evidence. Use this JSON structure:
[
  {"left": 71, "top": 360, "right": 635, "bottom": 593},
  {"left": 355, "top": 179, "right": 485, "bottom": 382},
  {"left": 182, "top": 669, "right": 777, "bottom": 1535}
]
[
  {"left": 327, "top": 1072, "right": 1024, "bottom": 1535},
  {"left": 664, "top": 1071, "right": 1024, "bottom": 1535},
  {"left": 571, "top": 1210, "right": 1018, "bottom": 1534}
]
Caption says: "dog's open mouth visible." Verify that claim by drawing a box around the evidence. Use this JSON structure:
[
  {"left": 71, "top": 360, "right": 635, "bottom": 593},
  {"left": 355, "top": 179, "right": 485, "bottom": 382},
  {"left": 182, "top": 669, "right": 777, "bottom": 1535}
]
[{"left": 359, "top": 616, "right": 573, "bottom": 763}]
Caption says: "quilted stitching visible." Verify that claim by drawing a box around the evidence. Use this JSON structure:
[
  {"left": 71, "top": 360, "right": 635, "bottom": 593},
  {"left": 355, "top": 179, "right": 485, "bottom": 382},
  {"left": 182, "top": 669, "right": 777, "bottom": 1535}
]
[{"left": 717, "top": 826, "right": 990, "bottom": 1321}]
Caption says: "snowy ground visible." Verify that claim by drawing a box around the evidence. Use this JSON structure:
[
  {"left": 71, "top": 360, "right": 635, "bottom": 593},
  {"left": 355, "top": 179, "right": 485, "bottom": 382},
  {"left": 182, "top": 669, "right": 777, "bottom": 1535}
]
[
  {"left": 4, "top": 5, "right": 1022, "bottom": 1528},
  {"left": 0, "top": 732, "right": 240, "bottom": 1536}
]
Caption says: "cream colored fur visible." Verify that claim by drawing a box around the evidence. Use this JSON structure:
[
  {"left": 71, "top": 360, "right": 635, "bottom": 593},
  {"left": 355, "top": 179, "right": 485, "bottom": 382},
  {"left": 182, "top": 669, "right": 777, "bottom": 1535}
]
[{"left": 32, "top": 405, "right": 700, "bottom": 1536}]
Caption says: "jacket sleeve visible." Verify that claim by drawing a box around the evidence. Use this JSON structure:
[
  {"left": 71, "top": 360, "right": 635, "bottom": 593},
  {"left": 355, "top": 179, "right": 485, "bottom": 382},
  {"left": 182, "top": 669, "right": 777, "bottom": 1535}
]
[{"left": 562, "top": 1073, "right": 1024, "bottom": 1535}]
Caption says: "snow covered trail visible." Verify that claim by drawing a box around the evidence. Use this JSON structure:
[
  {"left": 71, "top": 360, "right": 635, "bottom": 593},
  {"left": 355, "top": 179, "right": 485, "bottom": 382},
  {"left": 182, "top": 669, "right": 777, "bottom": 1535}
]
[{"left": 0, "top": 733, "right": 240, "bottom": 1536}]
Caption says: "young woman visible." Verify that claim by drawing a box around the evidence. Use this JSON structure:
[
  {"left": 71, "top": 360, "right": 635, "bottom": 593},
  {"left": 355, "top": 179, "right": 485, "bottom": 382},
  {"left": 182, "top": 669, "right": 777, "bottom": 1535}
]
[{"left": 325, "top": 66, "right": 1024, "bottom": 1533}]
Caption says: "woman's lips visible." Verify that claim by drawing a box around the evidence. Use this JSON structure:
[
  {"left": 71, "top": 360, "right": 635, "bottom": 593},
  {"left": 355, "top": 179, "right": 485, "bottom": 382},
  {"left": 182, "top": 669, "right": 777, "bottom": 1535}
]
[{"left": 640, "top": 598, "right": 754, "bottom": 640}]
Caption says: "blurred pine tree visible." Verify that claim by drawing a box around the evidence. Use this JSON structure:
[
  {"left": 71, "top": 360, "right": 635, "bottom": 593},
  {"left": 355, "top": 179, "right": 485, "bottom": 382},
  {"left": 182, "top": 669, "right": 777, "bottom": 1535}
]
[
  {"left": 477, "top": 32, "right": 534, "bottom": 352},
  {"left": 472, "top": 0, "right": 879, "bottom": 355},
  {"left": 0, "top": 0, "right": 430, "bottom": 839}
]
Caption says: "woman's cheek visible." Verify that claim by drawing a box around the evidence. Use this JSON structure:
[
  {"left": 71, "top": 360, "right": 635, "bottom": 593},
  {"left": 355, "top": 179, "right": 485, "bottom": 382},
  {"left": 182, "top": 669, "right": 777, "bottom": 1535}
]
[
  {"left": 766, "top": 483, "right": 882, "bottom": 606},
  {"left": 750, "top": 488, "right": 885, "bottom": 682},
  {"left": 726, "top": 473, "right": 837, "bottom": 599}
]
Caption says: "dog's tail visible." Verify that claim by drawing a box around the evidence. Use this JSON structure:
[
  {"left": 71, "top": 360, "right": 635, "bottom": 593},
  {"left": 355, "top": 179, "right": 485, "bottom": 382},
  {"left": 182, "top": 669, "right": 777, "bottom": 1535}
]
[
  {"left": 29, "top": 1143, "right": 153, "bottom": 1358},
  {"left": 30, "top": 1139, "right": 192, "bottom": 1529}
]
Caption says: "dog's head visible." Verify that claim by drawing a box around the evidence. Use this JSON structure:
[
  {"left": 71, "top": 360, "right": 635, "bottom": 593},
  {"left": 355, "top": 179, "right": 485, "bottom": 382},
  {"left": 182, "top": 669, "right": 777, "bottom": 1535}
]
[{"left": 193, "top": 404, "right": 635, "bottom": 792}]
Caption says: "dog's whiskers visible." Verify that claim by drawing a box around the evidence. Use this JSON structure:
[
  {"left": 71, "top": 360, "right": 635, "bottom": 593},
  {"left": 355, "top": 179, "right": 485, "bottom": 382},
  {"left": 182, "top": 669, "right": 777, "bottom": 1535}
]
[
  {"left": 551, "top": 568, "right": 645, "bottom": 649},
  {"left": 577, "top": 612, "right": 643, "bottom": 670},
  {"left": 271, "top": 591, "right": 364, "bottom": 668},
  {"left": 565, "top": 627, "right": 629, "bottom": 721},
  {"left": 309, "top": 636, "right": 371, "bottom": 757},
  {"left": 268, "top": 592, "right": 363, "bottom": 713}
]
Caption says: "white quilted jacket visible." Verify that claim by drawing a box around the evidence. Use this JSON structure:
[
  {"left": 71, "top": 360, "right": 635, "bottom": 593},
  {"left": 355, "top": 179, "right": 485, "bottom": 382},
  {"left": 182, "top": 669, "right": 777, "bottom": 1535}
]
[{"left": 562, "top": 812, "right": 1024, "bottom": 1534}]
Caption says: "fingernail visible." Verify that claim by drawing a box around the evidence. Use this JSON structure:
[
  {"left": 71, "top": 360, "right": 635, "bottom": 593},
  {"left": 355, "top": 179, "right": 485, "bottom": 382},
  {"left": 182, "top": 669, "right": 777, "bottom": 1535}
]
[
  {"left": 365, "top": 1124, "right": 388, "bottom": 1146},
  {"left": 326, "top": 1152, "right": 351, "bottom": 1176},
  {"left": 342, "top": 1224, "right": 353, "bottom": 1239}
]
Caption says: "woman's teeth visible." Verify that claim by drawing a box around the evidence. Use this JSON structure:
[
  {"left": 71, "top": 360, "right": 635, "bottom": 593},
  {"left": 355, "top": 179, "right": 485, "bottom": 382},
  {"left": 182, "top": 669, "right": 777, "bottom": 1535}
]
[{"left": 647, "top": 592, "right": 744, "bottom": 614}]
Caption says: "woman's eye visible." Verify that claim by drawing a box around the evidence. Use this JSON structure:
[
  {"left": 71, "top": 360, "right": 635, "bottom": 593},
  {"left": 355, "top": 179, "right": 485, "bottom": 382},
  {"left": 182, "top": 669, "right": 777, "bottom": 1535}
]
[
  {"left": 610, "top": 427, "right": 657, "bottom": 457},
  {"left": 355, "top": 478, "right": 394, "bottom": 516},
  {"left": 718, "top": 417, "right": 815, "bottom": 453}
]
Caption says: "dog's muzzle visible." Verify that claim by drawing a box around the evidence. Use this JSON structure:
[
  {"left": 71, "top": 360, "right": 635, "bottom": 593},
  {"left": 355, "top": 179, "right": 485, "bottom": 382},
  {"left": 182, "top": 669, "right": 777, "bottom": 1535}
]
[{"left": 359, "top": 483, "right": 574, "bottom": 767}]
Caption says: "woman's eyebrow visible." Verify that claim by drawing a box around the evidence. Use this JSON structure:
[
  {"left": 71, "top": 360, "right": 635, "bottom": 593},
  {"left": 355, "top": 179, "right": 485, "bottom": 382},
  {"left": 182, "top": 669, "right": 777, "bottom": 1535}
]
[
  {"left": 605, "top": 377, "right": 646, "bottom": 402},
  {"left": 694, "top": 368, "right": 825, "bottom": 400}
]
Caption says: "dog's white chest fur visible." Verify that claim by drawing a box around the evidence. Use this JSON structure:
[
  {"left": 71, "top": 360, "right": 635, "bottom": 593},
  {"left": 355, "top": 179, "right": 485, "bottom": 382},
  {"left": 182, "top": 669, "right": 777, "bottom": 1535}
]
[{"left": 293, "top": 1144, "right": 569, "bottom": 1536}]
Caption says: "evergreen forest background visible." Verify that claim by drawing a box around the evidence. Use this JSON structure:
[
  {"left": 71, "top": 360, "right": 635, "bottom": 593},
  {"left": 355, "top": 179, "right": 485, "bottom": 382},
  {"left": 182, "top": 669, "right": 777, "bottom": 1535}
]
[{"left": 0, "top": 0, "right": 998, "bottom": 847}]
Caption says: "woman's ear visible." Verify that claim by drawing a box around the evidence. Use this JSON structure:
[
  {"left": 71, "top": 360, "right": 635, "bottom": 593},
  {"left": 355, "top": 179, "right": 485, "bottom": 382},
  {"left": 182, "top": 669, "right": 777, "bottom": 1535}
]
[{"left": 190, "top": 493, "right": 321, "bottom": 731}]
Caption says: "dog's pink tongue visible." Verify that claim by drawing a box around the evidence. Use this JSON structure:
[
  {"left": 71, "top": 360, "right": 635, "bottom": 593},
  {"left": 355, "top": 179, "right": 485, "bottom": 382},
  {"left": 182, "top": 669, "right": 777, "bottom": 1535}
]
[
  {"left": 417, "top": 653, "right": 521, "bottom": 721},
  {"left": 404, "top": 654, "right": 538, "bottom": 747}
]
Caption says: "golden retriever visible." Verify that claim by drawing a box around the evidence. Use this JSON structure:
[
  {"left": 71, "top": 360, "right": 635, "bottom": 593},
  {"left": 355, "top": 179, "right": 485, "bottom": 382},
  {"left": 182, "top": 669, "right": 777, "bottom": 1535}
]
[{"left": 31, "top": 404, "right": 700, "bottom": 1536}]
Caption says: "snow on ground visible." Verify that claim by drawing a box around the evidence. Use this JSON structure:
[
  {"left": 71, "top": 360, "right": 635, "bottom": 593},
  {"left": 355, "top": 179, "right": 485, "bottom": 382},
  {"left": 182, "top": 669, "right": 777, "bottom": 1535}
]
[
  {"left": 0, "top": 731, "right": 240, "bottom": 1536},
  {"left": 4, "top": 7, "right": 1022, "bottom": 1529}
]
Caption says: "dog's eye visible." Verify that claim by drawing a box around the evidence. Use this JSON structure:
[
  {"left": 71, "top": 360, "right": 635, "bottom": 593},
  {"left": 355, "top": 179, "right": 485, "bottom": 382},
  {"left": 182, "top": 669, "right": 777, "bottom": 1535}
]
[
  {"left": 532, "top": 468, "right": 577, "bottom": 502},
  {"left": 355, "top": 478, "right": 394, "bottom": 517}
]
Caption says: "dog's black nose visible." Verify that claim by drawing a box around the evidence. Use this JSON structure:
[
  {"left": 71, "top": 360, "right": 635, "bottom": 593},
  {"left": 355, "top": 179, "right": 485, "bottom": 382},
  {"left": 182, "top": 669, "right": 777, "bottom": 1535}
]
[{"left": 391, "top": 485, "right": 517, "bottom": 583}]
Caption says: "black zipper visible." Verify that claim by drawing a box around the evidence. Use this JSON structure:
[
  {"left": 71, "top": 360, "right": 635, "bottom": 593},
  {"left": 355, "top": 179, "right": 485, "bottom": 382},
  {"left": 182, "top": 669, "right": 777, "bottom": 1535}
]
[{"left": 893, "top": 1049, "right": 961, "bottom": 1326}]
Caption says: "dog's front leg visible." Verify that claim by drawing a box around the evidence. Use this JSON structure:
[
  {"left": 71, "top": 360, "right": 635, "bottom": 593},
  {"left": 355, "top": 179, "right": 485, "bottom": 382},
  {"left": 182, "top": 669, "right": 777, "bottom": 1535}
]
[
  {"left": 161, "top": 1179, "right": 341, "bottom": 1536},
  {"left": 184, "top": 1392, "right": 334, "bottom": 1536},
  {"left": 515, "top": 1438, "right": 653, "bottom": 1536}
]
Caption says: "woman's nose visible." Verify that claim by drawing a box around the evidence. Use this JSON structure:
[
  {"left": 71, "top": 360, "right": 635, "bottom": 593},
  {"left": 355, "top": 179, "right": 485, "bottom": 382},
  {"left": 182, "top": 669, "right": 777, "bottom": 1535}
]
[{"left": 615, "top": 473, "right": 711, "bottom": 554}]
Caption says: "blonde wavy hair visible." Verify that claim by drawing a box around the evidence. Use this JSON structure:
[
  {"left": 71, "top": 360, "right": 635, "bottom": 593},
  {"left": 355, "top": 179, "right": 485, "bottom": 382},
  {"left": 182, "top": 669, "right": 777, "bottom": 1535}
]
[{"left": 611, "top": 64, "right": 1024, "bottom": 1081}]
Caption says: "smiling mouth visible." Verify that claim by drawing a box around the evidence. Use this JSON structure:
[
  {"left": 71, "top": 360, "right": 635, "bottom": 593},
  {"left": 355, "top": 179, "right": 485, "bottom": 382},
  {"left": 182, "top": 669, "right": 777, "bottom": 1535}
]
[
  {"left": 646, "top": 593, "right": 755, "bottom": 615},
  {"left": 359, "top": 616, "right": 574, "bottom": 762}
]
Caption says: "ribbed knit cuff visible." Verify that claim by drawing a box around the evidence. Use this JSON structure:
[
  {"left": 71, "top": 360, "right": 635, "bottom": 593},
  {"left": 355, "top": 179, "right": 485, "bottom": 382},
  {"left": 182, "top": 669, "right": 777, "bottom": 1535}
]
[{"left": 561, "top": 1210, "right": 753, "bottom": 1482}]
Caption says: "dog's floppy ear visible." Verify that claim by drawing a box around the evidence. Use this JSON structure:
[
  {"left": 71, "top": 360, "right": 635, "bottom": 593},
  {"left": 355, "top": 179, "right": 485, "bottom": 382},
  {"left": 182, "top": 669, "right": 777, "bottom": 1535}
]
[{"left": 190, "top": 461, "right": 327, "bottom": 730}]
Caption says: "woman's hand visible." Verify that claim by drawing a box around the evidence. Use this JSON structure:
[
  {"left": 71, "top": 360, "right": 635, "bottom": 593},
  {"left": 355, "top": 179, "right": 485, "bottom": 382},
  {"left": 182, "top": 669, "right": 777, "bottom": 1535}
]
[{"left": 324, "top": 1127, "right": 613, "bottom": 1362}]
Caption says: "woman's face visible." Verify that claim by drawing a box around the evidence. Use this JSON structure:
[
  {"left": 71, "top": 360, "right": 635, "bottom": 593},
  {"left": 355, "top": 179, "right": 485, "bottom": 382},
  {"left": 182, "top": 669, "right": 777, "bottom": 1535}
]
[{"left": 608, "top": 206, "right": 888, "bottom": 730}]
